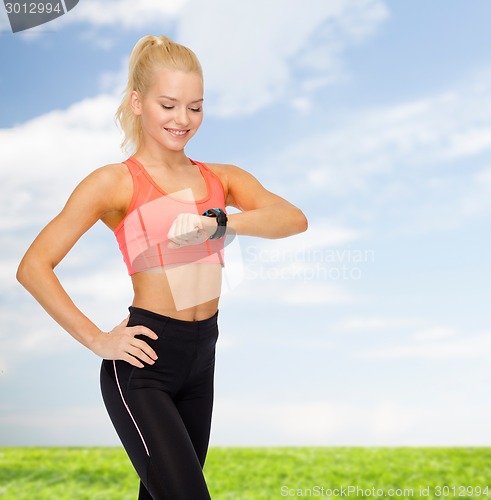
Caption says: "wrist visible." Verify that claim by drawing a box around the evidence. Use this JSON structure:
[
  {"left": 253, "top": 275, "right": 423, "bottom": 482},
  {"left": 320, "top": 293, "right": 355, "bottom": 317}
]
[
  {"left": 86, "top": 328, "right": 107, "bottom": 353},
  {"left": 202, "top": 208, "right": 227, "bottom": 239}
]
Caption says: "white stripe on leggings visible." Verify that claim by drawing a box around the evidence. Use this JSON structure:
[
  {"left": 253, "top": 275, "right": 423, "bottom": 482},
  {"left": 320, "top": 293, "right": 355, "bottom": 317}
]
[{"left": 113, "top": 360, "right": 150, "bottom": 457}]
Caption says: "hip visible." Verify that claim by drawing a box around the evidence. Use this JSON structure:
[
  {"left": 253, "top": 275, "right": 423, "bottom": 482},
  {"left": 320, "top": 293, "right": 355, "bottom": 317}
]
[{"left": 103, "top": 305, "right": 219, "bottom": 394}]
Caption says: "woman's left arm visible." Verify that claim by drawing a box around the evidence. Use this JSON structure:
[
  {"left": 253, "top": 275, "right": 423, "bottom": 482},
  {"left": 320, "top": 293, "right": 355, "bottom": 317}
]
[
  {"left": 167, "top": 164, "right": 308, "bottom": 248},
  {"left": 220, "top": 164, "right": 308, "bottom": 238}
]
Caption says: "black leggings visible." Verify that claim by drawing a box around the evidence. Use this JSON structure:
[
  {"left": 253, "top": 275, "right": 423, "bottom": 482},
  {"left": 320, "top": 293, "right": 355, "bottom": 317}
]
[{"left": 100, "top": 306, "right": 219, "bottom": 500}]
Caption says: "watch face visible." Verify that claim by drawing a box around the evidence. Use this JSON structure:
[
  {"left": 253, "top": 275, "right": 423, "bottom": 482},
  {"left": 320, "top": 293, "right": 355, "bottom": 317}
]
[{"left": 203, "top": 208, "right": 225, "bottom": 218}]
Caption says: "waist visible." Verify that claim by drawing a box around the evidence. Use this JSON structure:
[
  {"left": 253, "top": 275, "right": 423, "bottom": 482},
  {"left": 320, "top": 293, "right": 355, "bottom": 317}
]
[
  {"left": 128, "top": 305, "right": 219, "bottom": 337},
  {"left": 131, "top": 263, "right": 222, "bottom": 315}
]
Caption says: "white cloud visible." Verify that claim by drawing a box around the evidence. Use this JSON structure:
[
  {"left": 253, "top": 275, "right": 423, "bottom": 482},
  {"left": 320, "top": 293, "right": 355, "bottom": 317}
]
[
  {"left": 97, "top": 55, "right": 129, "bottom": 94},
  {"left": 243, "top": 219, "right": 362, "bottom": 258},
  {"left": 336, "top": 316, "right": 423, "bottom": 332},
  {"left": 61, "top": 265, "right": 131, "bottom": 303},
  {"left": 264, "top": 66, "right": 491, "bottom": 238},
  {"left": 281, "top": 281, "right": 353, "bottom": 305},
  {"left": 212, "top": 396, "right": 491, "bottom": 446},
  {"left": 356, "top": 329, "right": 491, "bottom": 360},
  {"left": 3, "top": 2, "right": 490, "bottom": 448},
  {"left": 411, "top": 326, "right": 457, "bottom": 342},
  {"left": 220, "top": 223, "right": 367, "bottom": 306},
  {"left": 10, "top": 0, "right": 389, "bottom": 118},
  {"left": 3, "top": 391, "right": 490, "bottom": 446},
  {"left": 223, "top": 267, "right": 354, "bottom": 307},
  {"left": 290, "top": 97, "right": 312, "bottom": 114},
  {"left": 0, "top": 405, "right": 117, "bottom": 445},
  {"left": 0, "top": 262, "right": 133, "bottom": 376},
  {"left": 457, "top": 165, "right": 491, "bottom": 218},
  {"left": 87, "top": 0, "right": 389, "bottom": 116},
  {"left": 4, "top": 393, "right": 490, "bottom": 446},
  {"left": 177, "top": 0, "right": 389, "bottom": 116},
  {"left": 60, "top": 0, "right": 190, "bottom": 29},
  {"left": 279, "top": 76, "right": 491, "bottom": 197},
  {"left": 0, "top": 93, "right": 124, "bottom": 229},
  {"left": 0, "top": 86, "right": 135, "bottom": 372},
  {"left": 0, "top": 309, "right": 75, "bottom": 377},
  {"left": 0, "top": 258, "right": 23, "bottom": 295}
]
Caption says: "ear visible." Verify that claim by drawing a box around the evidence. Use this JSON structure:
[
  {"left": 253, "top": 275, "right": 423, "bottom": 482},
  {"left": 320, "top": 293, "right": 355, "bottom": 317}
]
[{"left": 129, "top": 90, "right": 143, "bottom": 116}]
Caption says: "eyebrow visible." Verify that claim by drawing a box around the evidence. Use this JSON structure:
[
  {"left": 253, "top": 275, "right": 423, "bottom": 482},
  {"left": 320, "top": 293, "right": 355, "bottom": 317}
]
[{"left": 158, "top": 95, "right": 204, "bottom": 104}]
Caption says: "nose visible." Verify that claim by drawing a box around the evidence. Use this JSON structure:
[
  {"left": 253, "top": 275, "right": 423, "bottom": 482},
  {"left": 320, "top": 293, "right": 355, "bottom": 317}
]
[{"left": 174, "top": 106, "right": 190, "bottom": 127}]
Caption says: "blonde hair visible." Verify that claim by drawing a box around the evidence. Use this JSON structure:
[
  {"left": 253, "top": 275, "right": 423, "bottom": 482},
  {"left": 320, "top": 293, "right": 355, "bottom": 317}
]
[{"left": 115, "top": 35, "right": 203, "bottom": 153}]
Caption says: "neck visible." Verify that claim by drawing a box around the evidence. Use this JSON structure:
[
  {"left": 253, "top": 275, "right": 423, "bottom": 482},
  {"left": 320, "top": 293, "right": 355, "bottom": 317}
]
[{"left": 133, "top": 140, "right": 191, "bottom": 169}]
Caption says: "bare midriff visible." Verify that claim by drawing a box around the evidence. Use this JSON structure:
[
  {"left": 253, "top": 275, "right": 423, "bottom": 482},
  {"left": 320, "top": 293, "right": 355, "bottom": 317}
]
[{"left": 130, "top": 262, "right": 222, "bottom": 321}]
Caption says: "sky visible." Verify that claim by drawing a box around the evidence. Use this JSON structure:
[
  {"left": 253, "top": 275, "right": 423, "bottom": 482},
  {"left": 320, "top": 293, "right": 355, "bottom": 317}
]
[{"left": 1, "top": 0, "right": 491, "bottom": 447}]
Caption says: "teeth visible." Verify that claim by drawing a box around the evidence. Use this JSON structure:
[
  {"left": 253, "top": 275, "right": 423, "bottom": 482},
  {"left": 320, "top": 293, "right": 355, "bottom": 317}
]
[{"left": 166, "top": 129, "right": 187, "bottom": 136}]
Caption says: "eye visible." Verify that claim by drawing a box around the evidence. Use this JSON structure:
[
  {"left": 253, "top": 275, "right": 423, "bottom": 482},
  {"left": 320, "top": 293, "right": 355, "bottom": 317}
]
[
  {"left": 161, "top": 105, "right": 174, "bottom": 110},
  {"left": 190, "top": 107, "right": 202, "bottom": 113}
]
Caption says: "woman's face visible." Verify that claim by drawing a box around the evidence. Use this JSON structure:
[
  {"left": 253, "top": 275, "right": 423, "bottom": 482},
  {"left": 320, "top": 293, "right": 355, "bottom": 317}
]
[{"left": 132, "top": 68, "right": 204, "bottom": 152}]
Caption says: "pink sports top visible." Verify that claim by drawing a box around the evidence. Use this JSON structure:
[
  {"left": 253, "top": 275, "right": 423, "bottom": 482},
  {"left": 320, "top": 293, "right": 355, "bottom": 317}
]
[{"left": 114, "top": 156, "right": 227, "bottom": 275}]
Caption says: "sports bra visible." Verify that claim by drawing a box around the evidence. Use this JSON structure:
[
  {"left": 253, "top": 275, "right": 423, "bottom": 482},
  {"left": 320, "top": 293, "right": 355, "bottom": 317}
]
[{"left": 114, "top": 156, "right": 227, "bottom": 275}]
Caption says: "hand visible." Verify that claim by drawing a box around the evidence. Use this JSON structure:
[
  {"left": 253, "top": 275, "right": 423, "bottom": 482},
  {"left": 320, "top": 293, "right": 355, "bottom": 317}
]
[
  {"left": 167, "top": 213, "right": 216, "bottom": 248},
  {"left": 91, "top": 317, "right": 159, "bottom": 368}
]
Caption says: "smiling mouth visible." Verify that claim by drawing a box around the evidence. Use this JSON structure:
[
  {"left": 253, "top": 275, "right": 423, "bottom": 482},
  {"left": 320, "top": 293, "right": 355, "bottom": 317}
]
[{"left": 165, "top": 128, "right": 190, "bottom": 137}]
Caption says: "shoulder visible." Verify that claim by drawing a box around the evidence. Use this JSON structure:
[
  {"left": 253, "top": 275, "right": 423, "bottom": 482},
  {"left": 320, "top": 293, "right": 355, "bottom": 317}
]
[
  {"left": 83, "top": 161, "right": 129, "bottom": 185},
  {"left": 201, "top": 162, "right": 245, "bottom": 175},
  {"left": 199, "top": 162, "right": 270, "bottom": 209},
  {"left": 64, "top": 161, "right": 132, "bottom": 215},
  {"left": 72, "top": 162, "right": 131, "bottom": 197},
  {"left": 199, "top": 162, "right": 254, "bottom": 187}
]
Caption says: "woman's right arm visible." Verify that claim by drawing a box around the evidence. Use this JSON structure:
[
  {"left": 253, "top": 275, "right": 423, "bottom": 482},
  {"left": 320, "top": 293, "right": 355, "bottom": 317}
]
[{"left": 16, "top": 165, "right": 158, "bottom": 368}]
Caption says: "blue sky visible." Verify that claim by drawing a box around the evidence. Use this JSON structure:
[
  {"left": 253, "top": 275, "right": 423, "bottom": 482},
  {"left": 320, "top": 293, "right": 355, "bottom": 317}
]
[{"left": 1, "top": 0, "right": 491, "bottom": 447}]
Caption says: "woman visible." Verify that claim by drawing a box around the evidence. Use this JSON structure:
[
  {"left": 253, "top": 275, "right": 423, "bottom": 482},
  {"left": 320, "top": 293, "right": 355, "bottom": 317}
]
[{"left": 17, "top": 35, "right": 308, "bottom": 499}]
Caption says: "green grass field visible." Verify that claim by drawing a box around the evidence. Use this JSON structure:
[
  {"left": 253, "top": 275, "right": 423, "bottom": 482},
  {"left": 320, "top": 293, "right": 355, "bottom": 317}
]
[{"left": 1, "top": 447, "right": 490, "bottom": 499}]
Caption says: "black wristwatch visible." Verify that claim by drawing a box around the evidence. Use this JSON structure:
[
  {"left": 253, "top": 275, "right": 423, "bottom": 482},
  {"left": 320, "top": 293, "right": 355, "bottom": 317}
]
[{"left": 202, "top": 208, "right": 228, "bottom": 240}]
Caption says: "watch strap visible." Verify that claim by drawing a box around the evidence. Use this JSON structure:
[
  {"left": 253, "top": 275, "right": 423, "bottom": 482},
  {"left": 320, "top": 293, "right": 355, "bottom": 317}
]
[{"left": 202, "top": 208, "right": 228, "bottom": 239}]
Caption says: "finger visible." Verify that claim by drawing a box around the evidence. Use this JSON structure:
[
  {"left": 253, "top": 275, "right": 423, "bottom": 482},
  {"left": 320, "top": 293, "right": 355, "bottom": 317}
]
[
  {"left": 168, "top": 233, "right": 190, "bottom": 248},
  {"left": 122, "top": 353, "right": 144, "bottom": 369},
  {"left": 167, "top": 214, "right": 203, "bottom": 248},
  {"left": 127, "top": 344, "right": 156, "bottom": 365},
  {"left": 193, "top": 214, "right": 203, "bottom": 231},
  {"left": 176, "top": 219, "right": 191, "bottom": 242},
  {"left": 167, "top": 227, "right": 186, "bottom": 247},
  {"left": 183, "top": 213, "right": 195, "bottom": 233},
  {"left": 132, "top": 338, "right": 158, "bottom": 361},
  {"left": 179, "top": 224, "right": 204, "bottom": 245},
  {"left": 167, "top": 217, "right": 179, "bottom": 244},
  {"left": 131, "top": 325, "right": 159, "bottom": 340},
  {"left": 176, "top": 213, "right": 186, "bottom": 236},
  {"left": 187, "top": 214, "right": 203, "bottom": 235},
  {"left": 177, "top": 214, "right": 199, "bottom": 241}
]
